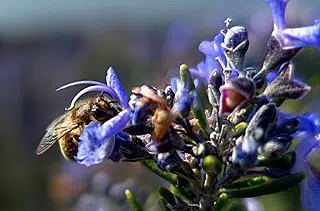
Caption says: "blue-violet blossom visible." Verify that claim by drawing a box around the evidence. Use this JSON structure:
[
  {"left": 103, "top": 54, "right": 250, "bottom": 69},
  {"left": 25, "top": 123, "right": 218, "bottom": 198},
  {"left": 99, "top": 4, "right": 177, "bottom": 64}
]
[
  {"left": 267, "top": 0, "right": 320, "bottom": 49},
  {"left": 293, "top": 113, "right": 320, "bottom": 211}
]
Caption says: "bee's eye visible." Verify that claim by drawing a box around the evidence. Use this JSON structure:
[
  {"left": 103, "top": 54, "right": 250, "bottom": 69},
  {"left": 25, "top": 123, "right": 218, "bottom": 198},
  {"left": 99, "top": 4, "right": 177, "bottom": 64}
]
[
  {"left": 92, "top": 105, "right": 118, "bottom": 122},
  {"left": 92, "top": 105, "right": 108, "bottom": 121}
]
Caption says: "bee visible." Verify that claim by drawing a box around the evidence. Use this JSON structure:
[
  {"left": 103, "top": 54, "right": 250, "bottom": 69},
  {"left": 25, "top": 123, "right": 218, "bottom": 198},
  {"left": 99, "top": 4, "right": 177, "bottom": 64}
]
[
  {"left": 131, "top": 86, "right": 178, "bottom": 142},
  {"left": 36, "top": 93, "right": 122, "bottom": 161}
]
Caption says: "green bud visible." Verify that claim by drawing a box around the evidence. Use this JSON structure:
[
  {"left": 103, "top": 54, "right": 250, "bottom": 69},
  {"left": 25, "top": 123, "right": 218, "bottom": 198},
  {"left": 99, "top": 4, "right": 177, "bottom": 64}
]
[
  {"left": 226, "top": 122, "right": 248, "bottom": 139},
  {"left": 179, "top": 64, "right": 195, "bottom": 91},
  {"left": 234, "top": 122, "right": 248, "bottom": 134},
  {"left": 202, "top": 155, "right": 222, "bottom": 175}
]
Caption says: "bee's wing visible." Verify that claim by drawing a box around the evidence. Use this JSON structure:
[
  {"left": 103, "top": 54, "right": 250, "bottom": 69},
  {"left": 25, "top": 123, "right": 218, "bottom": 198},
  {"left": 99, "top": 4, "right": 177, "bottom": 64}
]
[{"left": 36, "top": 114, "right": 78, "bottom": 155}]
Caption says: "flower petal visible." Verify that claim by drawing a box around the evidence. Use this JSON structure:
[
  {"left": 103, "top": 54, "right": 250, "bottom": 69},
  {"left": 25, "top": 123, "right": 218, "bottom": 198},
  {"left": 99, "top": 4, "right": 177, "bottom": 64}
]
[
  {"left": 56, "top": 80, "right": 107, "bottom": 91},
  {"left": 282, "top": 19, "right": 320, "bottom": 48},
  {"left": 106, "top": 67, "right": 129, "bottom": 108},
  {"left": 75, "top": 122, "right": 116, "bottom": 166},
  {"left": 266, "top": 0, "right": 289, "bottom": 32},
  {"left": 300, "top": 165, "right": 320, "bottom": 211},
  {"left": 98, "top": 108, "right": 131, "bottom": 139},
  {"left": 294, "top": 138, "right": 320, "bottom": 211},
  {"left": 170, "top": 77, "right": 184, "bottom": 93},
  {"left": 74, "top": 109, "right": 131, "bottom": 166},
  {"left": 199, "top": 31, "right": 225, "bottom": 60}
]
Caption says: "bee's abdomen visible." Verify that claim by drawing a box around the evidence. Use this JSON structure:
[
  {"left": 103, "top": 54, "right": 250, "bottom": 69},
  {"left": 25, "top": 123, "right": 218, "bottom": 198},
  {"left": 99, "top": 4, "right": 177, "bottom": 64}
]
[{"left": 59, "top": 134, "right": 80, "bottom": 161}]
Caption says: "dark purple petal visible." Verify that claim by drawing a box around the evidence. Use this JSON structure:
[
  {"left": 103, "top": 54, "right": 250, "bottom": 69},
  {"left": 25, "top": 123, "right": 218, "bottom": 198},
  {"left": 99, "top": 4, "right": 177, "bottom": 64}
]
[
  {"left": 106, "top": 67, "right": 129, "bottom": 108},
  {"left": 119, "top": 139, "right": 152, "bottom": 162},
  {"left": 282, "top": 19, "right": 320, "bottom": 48},
  {"left": 157, "top": 152, "right": 179, "bottom": 171},
  {"left": 232, "top": 136, "right": 258, "bottom": 168},
  {"left": 209, "top": 69, "right": 223, "bottom": 89}
]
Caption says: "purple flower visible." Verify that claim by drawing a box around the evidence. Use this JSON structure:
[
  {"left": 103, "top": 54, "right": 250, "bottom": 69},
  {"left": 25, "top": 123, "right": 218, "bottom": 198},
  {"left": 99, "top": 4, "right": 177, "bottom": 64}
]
[
  {"left": 170, "top": 77, "right": 184, "bottom": 94},
  {"left": 293, "top": 113, "right": 320, "bottom": 210},
  {"left": 282, "top": 19, "right": 320, "bottom": 48},
  {"left": 57, "top": 67, "right": 131, "bottom": 166},
  {"left": 157, "top": 152, "right": 179, "bottom": 172},
  {"left": 267, "top": 0, "right": 320, "bottom": 49},
  {"left": 279, "top": 112, "right": 319, "bottom": 136},
  {"left": 190, "top": 32, "right": 227, "bottom": 85}
]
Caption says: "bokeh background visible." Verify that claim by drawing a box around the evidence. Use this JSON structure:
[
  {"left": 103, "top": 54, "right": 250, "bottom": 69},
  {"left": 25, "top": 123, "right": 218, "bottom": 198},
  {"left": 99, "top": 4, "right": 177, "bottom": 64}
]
[{"left": 1, "top": 0, "right": 319, "bottom": 210}]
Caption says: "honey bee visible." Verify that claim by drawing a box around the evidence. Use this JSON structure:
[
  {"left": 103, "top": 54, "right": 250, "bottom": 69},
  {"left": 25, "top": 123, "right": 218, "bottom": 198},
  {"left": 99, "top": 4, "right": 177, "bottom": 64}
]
[
  {"left": 36, "top": 93, "right": 122, "bottom": 161},
  {"left": 132, "top": 86, "right": 177, "bottom": 141}
]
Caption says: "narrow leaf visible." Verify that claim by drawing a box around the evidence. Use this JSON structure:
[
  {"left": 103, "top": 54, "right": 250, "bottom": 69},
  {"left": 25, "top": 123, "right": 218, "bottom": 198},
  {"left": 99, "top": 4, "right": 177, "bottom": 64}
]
[
  {"left": 140, "top": 160, "right": 178, "bottom": 185},
  {"left": 125, "top": 189, "right": 144, "bottom": 211}
]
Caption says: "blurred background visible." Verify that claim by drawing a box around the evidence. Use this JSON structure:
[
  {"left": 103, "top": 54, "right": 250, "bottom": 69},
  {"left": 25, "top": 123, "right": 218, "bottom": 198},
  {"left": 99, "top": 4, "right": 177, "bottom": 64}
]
[{"left": 0, "top": 0, "right": 319, "bottom": 210}]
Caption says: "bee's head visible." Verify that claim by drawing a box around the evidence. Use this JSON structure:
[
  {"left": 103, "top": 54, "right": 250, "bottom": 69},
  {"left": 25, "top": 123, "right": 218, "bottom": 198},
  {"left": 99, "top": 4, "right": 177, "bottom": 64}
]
[{"left": 91, "top": 93, "right": 122, "bottom": 122}]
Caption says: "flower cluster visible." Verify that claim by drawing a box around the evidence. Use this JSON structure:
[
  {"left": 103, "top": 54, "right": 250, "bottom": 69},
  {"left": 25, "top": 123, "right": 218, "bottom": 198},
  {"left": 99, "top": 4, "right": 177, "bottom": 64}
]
[{"left": 40, "top": 0, "right": 320, "bottom": 210}]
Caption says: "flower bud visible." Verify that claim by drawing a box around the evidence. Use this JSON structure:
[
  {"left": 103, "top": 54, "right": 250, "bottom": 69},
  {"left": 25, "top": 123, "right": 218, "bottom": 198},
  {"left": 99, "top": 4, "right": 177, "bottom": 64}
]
[
  {"left": 203, "top": 155, "right": 222, "bottom": 175},
  {"left": 219, "top": 77, "right": 255, "bottom": 116}
]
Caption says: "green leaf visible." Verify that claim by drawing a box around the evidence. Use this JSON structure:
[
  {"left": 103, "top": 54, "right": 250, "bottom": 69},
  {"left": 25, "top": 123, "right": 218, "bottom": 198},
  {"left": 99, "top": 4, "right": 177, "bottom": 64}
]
[
  {"left": 257, "top": 153, "right": 292, "bottom": 167},
  {"left": 125, "top": 189, "right": 144, "bottom": 211},
  {"left": 140, "top": 160, "right": 178, "bottom": 185},
  {"left": 220, "top": 172, "right": 305, "bottom": 198},
  {"left": 212, "top": 193, "right": 229, "bottom": 211},
  {"left": 220, "top": 176, "right": 271, "bottom": 198},
  {"left": 170, "top": 184, "right": 194, "bottom": 202},
  {"left": 159, "top": 187, "right": 176, "bottom": 205},
  {"left": 262, "top": 172, "right": 305, "bottom": 195},
  {"left": 158, "top": 199, "right": 172, "bottom": 211},
  {"left": 192, "top": 91, "right": 209, "bottom": 134}
]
